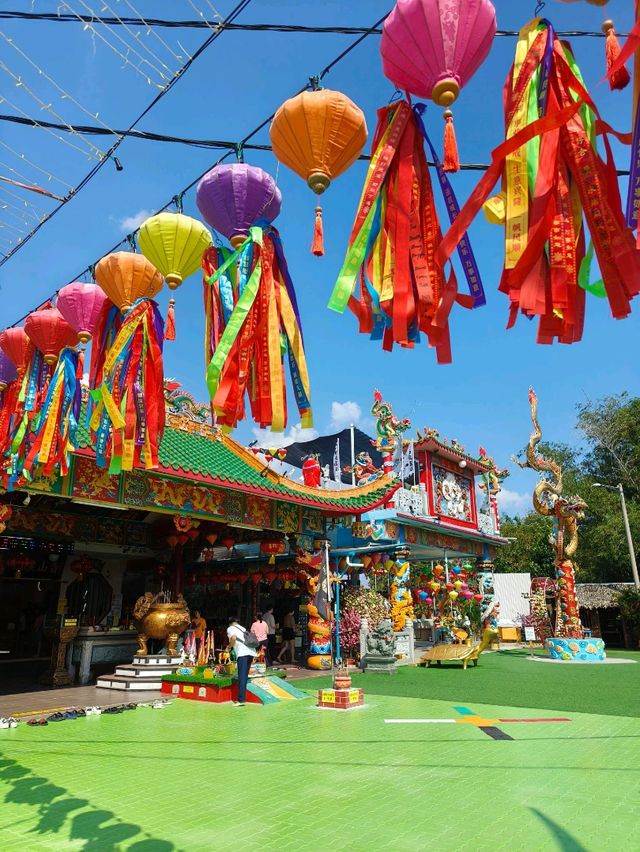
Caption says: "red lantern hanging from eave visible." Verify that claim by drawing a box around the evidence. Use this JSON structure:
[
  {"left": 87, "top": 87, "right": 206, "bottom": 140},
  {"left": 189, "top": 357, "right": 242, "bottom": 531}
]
[
  {"left": 24, "top": 308, "right": 79, "bottom": 365},
  {"left": 221, "top": 535, "right": 236, "bottom": 551},
  {"left": 260, "top": 538, "right": 286, "bottom": 565},
  {"left": 71, "top": 556, "right": 93, "bottom": 576}
]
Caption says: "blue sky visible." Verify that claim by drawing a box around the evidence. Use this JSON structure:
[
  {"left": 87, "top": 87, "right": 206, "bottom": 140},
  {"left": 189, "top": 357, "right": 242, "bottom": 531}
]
[{"left": 1, "top": 0, "right": 638, "bottom": 515}]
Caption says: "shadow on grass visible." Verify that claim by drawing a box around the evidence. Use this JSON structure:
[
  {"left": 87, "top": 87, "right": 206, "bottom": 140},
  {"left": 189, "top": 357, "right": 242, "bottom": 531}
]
[
  {"left": 531, "top": 807, "right": 588, "bottom": 851},
  {"left": 0, "top": 756, "right": 175, "bottom": 850}
]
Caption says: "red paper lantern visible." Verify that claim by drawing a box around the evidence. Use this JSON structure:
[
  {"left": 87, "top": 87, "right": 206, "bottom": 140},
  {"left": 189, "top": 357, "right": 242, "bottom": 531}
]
[
  {"left": 260, "top": 538, "right": 286, "bottom": 565},
  {"left": 166, "top": 534, "right": 178, "bottom": 548},
  {"left": 0, "top": 327, "right": 30, "bottom": 373},
  {"left": 25, "top": 308, "right": 78, "bottom": 365},
  {"left": 473, "top": 593, "right": 483, "bottom": 602},
  {"left": 206, "top": 532, "right": 218, "bottom": 546},
  {"left": 177, "top": 533, "right": 189, "bottom": 546},
  {"left": 71, "top": 556, "right": 93, "bottom": 576},
  {"left": 445, "top": 582, "right": 454, "bottom": 591},
  {"left": 187, "top": 528, "right": 199, "bottom": 541},
  {"left": 221, "top": 536, "right": 236, "bottom": 550}
]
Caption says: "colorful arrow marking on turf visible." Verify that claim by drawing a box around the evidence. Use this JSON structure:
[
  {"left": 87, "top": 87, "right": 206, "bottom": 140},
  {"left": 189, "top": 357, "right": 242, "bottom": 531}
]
[{"left": 384, "top": 706, "right": 571, "bottom": 740}]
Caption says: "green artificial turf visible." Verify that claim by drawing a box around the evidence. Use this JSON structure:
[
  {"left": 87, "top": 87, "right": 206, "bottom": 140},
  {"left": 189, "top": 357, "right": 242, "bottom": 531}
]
[
  {"left": 296, "top": 649, "right": 640, "bottom": 718},
  {"left": 1, "top": 693, "right": 639, "bottom": 851}
]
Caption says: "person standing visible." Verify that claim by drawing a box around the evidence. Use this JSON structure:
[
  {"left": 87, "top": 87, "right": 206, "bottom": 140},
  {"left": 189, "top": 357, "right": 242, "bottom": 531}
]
[
  {"left": 192, "top": 610, "right": 207, "bottom": 656},
  {"left": 263, "top": 606, "right": 276, "bottom": 665},
  {"left": 250, "top": 613, "right": 269, "bottom": 660},
  {"left": 226, "top": 616, "right": 255, "bottom": 706},
  {"left": 276, "top": 609, "right": 297, "bottom": 665}
]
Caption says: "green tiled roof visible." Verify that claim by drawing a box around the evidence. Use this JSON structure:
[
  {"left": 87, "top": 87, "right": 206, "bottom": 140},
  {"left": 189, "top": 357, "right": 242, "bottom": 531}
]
[{"left": 75, "top": 415, "right": 397, "bottom": 513}]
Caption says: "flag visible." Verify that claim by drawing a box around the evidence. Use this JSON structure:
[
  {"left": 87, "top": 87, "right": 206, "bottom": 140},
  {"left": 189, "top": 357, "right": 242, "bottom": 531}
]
[
  {"left": 404, "top": 440, "right": 415, "bottom": 482},
  {"left": 332, "top": 437, "right": 341, "bottom": 482},
  {"left": 314, "top": 548, "right": 332, "bottom": 621},
  {"left": 392, "top": 439, "right": 404, "bottom": 478}
]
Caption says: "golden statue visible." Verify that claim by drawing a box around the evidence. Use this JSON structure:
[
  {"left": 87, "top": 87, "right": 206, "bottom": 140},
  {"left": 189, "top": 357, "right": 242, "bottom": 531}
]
[{"left": 515, "top": 388, "right": 586, "bottom": 639}]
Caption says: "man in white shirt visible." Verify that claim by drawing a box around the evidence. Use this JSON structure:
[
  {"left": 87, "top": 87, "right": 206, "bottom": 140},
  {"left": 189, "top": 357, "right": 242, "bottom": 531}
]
[
  {"left": 226, "top": 616, "right": 255, "bottom": 706},
  {"left": 263, "top": 606, "right": 276, "bottom": 665}
]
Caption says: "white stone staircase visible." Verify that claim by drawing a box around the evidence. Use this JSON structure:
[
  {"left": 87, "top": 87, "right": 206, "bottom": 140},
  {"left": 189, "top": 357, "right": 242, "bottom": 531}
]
[{"left": 96, "top": 654, "right": 182, "bottom": 691}]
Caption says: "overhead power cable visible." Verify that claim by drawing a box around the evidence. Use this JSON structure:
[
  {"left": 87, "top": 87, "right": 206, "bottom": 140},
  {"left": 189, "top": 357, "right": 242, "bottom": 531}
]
[
  {"left": 0, "top": 0, "right": 254, "bottom": 270},
  {"left": 2, "top": 10, "right": 389, "bottom": 319},
  {"left": 0, "top": 13, "right": 625, "bottom": 37},
  {"left": 0, "top": 112, "right": 631, "bottom": 177}
]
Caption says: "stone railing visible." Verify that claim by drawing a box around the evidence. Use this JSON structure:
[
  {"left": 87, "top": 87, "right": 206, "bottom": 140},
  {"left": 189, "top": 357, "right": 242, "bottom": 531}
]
[
  {"left": 393, "top": 486, "right": 428, "bottom": 517},
  {"left": 478, "top": 511, "right": 497, "bottom": 537}
]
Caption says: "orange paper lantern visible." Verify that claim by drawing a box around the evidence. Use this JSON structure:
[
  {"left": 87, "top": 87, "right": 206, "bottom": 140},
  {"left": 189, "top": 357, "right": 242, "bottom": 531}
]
[
  {"left": 95, "top": 252, "right": 163, "bottom": 312},
  {"left": 270, "top": 89, "right": 367, "bottom": 256}
]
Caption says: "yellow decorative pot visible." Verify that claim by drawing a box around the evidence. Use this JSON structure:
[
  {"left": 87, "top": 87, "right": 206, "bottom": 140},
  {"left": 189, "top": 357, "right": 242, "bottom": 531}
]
[{"left": 133, "top": 593, "right": 190, "bottom": 656}]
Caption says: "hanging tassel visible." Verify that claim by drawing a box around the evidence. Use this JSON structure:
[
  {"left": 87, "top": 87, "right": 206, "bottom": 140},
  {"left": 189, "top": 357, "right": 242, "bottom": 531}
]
[
  {"left": 443, "top": 109, "right": 460, "bottom": 173},
  {"left": 603, "top": 20, "right": 631, "bottom": 91},
  {"left": 311, "top": 205, "right": 324, "bottom": 256},
  {"left": 165, "top": 298, "right": 176, "bottom": 341}
]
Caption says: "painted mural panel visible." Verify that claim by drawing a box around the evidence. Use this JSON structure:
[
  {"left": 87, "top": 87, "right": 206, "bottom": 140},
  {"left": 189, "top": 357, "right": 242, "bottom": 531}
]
[
  {"left": 302, "top": 507, "right": 323, "bottom": 535},
  {"left": 275, "top": 501, "right": 301, "bottom": 533},
  {"left": 432, "top": 464, "right": 473, "bottom": 523},
  {"left": 244, "top": 494, "right": 272, "bottom": 529},
  {"left": 122, "top": 471, "right": 226, "bottom": 519},
  {"left": 72, "top": 456, "right": 120, "bottom": 503}
]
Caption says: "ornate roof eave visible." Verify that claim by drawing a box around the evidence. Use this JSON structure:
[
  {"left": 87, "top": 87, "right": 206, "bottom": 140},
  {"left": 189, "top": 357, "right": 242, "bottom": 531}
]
[
  {"left": 394, "top": 512, "right": 510, "bottom": 546},
  {"left": 414, "top": 437, "right": 487, "bottom": 474},
  {"left": 71, "top": 444, "right": 400, "bottom": 515}
]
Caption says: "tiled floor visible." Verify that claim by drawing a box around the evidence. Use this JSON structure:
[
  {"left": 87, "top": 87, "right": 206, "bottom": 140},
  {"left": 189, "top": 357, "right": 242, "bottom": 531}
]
[{"left": 1, "top": 686, "right": 639, "bottom": 851}]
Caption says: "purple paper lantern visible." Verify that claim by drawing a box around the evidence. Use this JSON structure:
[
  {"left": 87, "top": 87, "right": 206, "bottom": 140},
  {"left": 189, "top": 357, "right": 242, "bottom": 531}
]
[
  {"left": 0, "top": 350, "right": 18, "bottom": 391},
  {"left": 196, "top": 164, "right": 282, "bottom": 248}
]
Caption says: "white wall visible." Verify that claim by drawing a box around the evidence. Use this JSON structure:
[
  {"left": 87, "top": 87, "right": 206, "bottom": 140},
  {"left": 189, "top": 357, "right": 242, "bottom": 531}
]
[{"left": 493, "top": 573, "right": 531, "bottom": 627}]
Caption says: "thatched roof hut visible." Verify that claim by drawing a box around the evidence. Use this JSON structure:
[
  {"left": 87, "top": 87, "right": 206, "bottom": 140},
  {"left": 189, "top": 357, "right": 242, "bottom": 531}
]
[{"left": 575, "top": 583, "right": 635, "bottom": 610}]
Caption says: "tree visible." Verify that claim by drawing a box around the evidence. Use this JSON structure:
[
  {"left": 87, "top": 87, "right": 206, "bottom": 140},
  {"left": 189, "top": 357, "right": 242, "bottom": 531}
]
[
  {"left": 494, "top": 513, "right": 556, "bottom": 577},
  {"left": 501, "top": 397, "right": 640, "bottom": 584}
]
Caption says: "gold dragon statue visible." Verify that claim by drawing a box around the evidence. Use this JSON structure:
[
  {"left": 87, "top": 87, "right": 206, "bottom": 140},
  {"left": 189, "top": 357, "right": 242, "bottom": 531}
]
[{"left": 515, "top": 388, "right": 586, "bottom": 639}]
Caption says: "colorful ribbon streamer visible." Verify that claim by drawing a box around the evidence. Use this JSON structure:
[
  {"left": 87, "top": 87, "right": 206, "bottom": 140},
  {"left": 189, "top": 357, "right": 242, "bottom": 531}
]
[
  {"left": 203, "top": 226, "right": 312, "bottom": 432},
  {"left": 436, "top": 18, "right": 640, "bottom": 344},
  {"left": 24, "top": 346, "right": 82, "bottom": 479},
  {"left": 328, "top": 99, "right": 476, "bottom": 364},
  {"left": 90, "top": 299, "right": 165, "bottom": 473}
]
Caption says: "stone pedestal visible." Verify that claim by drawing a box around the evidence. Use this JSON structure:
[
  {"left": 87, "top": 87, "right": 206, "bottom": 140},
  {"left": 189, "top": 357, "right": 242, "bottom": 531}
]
[
  {"left": 41, "top": 626, "right": 78, "bottom": 687},
  {"left": 545, "top": 637, "right": 606, "bottom": 662},
  {"left": 317, "top": 687, "right": 364, "bottom": 709}
]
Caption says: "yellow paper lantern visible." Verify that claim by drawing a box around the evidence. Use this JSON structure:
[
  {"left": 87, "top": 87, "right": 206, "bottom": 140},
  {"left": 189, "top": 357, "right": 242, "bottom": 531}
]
[
  {"left": 138, "top": 212, "right": 212, "bottom": 290},
  {"left": 449, "top": 591, "right": 459, "bottom": 600},
  {"left": 95, "top": 252, "right": 163, "bottom": 312},
  {"left": 454, "top": 580, "right": 463, "bottom": 590}
]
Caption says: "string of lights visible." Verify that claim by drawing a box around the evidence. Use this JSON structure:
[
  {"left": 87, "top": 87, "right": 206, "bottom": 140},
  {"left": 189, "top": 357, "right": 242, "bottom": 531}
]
[
  {"left": 1, "top": 9, "right": 389, "bottom": 315},
  {"left": 0, "top": 0, "right": 254, "bottom": 268},
  {"left": 0, "top": 113, "right": 631, "bottom": 178}
]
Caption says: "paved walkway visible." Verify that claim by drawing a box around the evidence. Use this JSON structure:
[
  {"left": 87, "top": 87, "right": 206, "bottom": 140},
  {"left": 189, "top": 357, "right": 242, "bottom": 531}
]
[{"left": 0, "top": 666, "right": 330, "bottom": 719}]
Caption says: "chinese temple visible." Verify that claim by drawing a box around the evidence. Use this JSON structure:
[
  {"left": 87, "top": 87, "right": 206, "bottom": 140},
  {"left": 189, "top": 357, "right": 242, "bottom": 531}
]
[
  {"left": 0, "top": 387, "right": 397, "bottom": 686},
  {"left": 332, "top": 427, "right": 509, "bottom": 564}
]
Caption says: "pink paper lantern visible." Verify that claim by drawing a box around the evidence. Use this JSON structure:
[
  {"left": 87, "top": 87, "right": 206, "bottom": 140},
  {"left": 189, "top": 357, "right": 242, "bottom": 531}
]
[
  {"left": 380, "top": 0, "right": 497, "bottom": 105},
  {"left": 57, "top": 282, "right": 107, "bottom": 344}
]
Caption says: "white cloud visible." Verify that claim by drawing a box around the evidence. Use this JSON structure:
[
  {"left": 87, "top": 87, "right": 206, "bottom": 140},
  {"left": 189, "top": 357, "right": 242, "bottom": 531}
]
[
  {"left": 119, "top": 209, "right": 153, "bottom": 233},
  {"left": 330, "top": 400, "right": 362, "bottom": 430},
  {"left": 497, "top": 488, "right": 531, "bottom": 517},
  {"left": 252, "top": 423, "right": 319, "bottom": 449}
]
